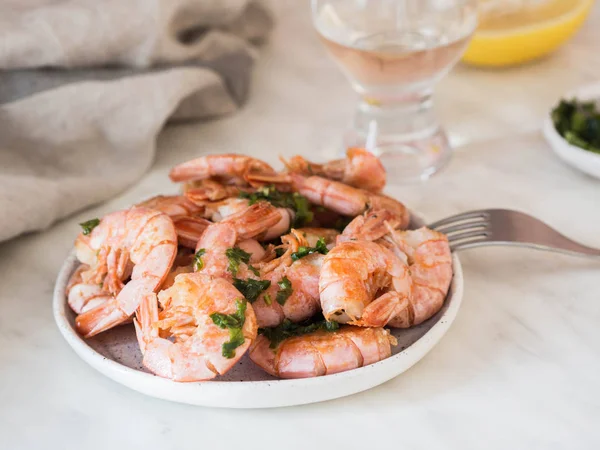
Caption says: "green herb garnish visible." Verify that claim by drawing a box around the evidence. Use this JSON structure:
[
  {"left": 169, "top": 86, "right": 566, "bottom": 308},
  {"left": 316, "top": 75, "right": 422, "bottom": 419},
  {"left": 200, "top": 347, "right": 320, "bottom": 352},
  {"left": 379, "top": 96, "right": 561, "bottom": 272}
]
[
  {"left": 258, "top": 314, "right": 339, "bottom": 349},
  {"left": 264, "top": 293, "right": 272, "bottom": 306},
  {"left": 275, "top": 276, "right": 293, "bottom": 305},
  {"left": 239, "top": 185, "right": 313, "bottom": 227},
  {"left": 274, "top": 248, "right": 285, "bottom": 258},
  {"left": 291, "top": 193, "right": 313, "bottom": 227},
  {"left": 225, "top": 247, "right": 252, "bottom": 276},
  {"left": 552, "top": 98, "right": 600, "bottom": 154},
  {"left": 291, "top": 237, "right": 329, "bottom": 262},
  {"left": 193, "top": 248, "right": 206, "bottom": 271},
  {"left": 233, "top": 278, "right": 271, "bottom": 303},
  {"left": 248, "top": 264, "right": 260, "bottom": 277},
  {"left": 79, "top": 218, "right": 100, "bottom": 235},
  {"left": 210, "top": 299, "right": 247, "bottom": 358},
  {"left": 222, "top": 330, "right": 245, "bottom": 359}
]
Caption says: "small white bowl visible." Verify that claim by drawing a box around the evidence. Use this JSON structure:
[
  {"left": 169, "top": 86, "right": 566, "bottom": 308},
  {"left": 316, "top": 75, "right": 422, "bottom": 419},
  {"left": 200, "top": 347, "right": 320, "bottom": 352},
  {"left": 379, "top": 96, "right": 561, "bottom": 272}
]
[{"left": 543, "top": 82, "right": 600, "bottom": 180}]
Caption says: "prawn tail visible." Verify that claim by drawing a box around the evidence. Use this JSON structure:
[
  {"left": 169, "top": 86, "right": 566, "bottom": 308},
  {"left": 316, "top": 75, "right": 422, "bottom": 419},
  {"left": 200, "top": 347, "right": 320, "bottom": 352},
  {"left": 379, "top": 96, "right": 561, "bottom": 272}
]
[
  {"left": 226, "top": 202, "right": 282, "bottom": 240},
  {"left": 352, "top": 292, "right": 410, "bottom": 328},
  {"left": 76, "top": 298, "right": 130, "bottom": 338},
  {"left": 134, "top": 293, "right": 159, "bottom": 354},
  {"left": 245, "top": 172, "right": 292, "bottom": 189},
  {"left": 172, "top": 216, "right": 211, "bottom": 249},
  {"left": 249, "top": 335, "right": 280, "bottom": 377},
  {"left": 169, "top": 158, "right": 208, "bottom": 182}
]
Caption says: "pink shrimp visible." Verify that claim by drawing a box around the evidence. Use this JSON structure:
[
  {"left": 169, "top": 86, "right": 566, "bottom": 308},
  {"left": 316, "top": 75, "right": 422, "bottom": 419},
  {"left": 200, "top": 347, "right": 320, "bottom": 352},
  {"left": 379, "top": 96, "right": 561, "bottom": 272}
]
[
  {"left": 338, "top": 208, "right": 401, "bottom": 243},
  {"left": 322, "top": 210, "right": 453, "bottom": 328},
  {"left": 380, "top": 227, "right": 453, "bottom": 327},
  {"left": 284, "top": 147, "right": 386, "bottom": 193},
  {"left": 66, "top": 265, "right": 111, "bottom": 314},
  {"left": 248, "top": 172, "right": 410, "bottom": 228},
  {"left": 202, "top": 197, "right": 292, "bottom": 242},
  {"left": 195, "top": 202, "right": 281, "bottom": 280},
  {"left": 74, "top": 208, "right": 177, "bottom": 338},
  {"left": 169, "top": 154, "right": 274, "bottom": 186},
  {"left": 249, "top": 326, "right": 396, "bottom": 379},
  {"left": 136, "top": 195, "right": 201, "bottom": 217},
  {"left": 134, "top": 273, "right": 257, "bottom": 381},
  {"left": 251, "top": 230, "right": 326, "bottom": 328},
  {"left": 319, "top": 240, "right": 412, "bottom": 327}
]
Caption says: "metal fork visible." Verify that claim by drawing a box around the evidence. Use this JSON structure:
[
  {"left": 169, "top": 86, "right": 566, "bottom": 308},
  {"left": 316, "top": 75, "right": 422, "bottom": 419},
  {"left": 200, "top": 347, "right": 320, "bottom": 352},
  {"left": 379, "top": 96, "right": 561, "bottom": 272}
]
[{"left": 429, "top": 209, "right": 600, "bottom": 258}]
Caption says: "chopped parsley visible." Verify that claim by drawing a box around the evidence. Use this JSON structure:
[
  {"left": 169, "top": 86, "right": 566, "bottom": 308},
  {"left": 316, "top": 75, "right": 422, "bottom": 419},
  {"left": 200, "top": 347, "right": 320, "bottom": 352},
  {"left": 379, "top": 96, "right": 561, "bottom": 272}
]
[
  {"left": 210, "top": 299, "right": 247, "bottom": 359},
  {"left": 247, "top": 264, "right": 260, "bottom": 277},
  {"left": 79, "top": 218, "right": 100, "bottom": 235},
  {"left": 290, "top": 237, "right": 328, "bottom": 262},
  {"left": 264, "top": 293, "right": 272, "bottom": 306},
  {"left": 239, "top": 185, "right": 313, "bottom": 227},
  {"left": 291, "top": 193, "right": 313, "bottom": 227},
  {"left": 193, "top": 248, "right": 206, "bottom": 271},
  {"left": 274, "top": 248, "right": 285, "bottom": 258},
  {"left": 259, "top": 314, "right": 339, "bottom": 349},
  {"left": 225, "top": 247, "right": 252, "bottom": 276},
  {"left": 276, "top": 276, "right": 293, "bottom": 305},
  {"left": 552, "top": 98, "right": 600, "bottom": 154},
  {"left": 233, "top": 278, "right": 271, "bottom": 303}
]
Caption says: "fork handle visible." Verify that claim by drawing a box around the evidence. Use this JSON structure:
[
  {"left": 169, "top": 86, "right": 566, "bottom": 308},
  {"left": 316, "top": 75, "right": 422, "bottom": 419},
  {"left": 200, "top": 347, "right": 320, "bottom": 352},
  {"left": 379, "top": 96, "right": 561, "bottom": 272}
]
[{"left": 452, "top": 240, "right": 600, "bottom": 258}]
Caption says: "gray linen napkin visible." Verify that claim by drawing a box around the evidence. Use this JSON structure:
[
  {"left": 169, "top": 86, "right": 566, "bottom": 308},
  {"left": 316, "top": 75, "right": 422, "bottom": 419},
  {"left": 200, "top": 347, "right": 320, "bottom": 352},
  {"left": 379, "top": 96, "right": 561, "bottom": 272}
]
[{"left": 0, "top": 0, "right": 273, "bottom": 242}]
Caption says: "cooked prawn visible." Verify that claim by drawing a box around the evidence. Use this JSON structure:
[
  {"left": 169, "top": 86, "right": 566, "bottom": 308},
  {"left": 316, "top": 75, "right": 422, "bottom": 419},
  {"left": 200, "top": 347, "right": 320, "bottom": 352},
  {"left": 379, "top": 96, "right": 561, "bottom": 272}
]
[
  {"left": 203, "top": 197, "right": 292, "bottom": 242},
  {"left": 319, "top": 240, "right": 412, "bottom": 326},
  {"left": 247, "top": 173, "right": 410, "bottom": 227},
  {"left": 338, "top": 208, "right": 401, "bottom": 243},
  {"left": 195, "top": 202, "right": 281, "bottom": 279},
  {"left": 134, "top": 273, "right": 257, "bottom": 381},
  {"left": 169, "top": 154, "right": 274, "bottom": 186},
  {"left": 74, "top": 208, "right": 177, "bottom": 338},
  {"left": 249, "top": 326, "right": 396, "bottom": 379},
  {"left": 283, "top": 147, "right": 386, "bottom": 193},
  {"left": 252, "top": 230, "right": 324, "bottom": 328},
  {"left": 380, "top": 227, "right": 453, "bottom": 327},
  {"left": 136, "top": 195, "right": 201, "bottom": 217},
  {"left": 323, "top": 209, "right": 453, "bottom": 327}
]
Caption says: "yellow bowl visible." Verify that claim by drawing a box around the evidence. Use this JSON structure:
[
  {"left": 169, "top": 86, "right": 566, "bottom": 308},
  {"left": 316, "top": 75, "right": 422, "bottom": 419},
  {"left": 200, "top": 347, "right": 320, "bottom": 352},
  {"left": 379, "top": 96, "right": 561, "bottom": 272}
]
[{"left": 463, "top": 0, "right": 594, "bottom": 68}]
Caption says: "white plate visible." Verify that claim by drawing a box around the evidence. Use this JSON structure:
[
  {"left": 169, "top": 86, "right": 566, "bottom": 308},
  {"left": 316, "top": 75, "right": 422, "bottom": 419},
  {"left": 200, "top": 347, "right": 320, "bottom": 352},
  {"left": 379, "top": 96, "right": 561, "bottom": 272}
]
[
  {"left": 53, "top": 214, "right": 463, "bottom": 409},
  {"left": 543, "top": 82, "right": 600, "bottom": 180}
]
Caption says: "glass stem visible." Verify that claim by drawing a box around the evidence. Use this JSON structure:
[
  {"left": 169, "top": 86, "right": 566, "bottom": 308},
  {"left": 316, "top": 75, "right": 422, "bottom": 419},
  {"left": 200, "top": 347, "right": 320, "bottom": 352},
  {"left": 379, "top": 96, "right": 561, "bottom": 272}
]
[{"left": 354, "top": 90, "right": 440, "bottom": 146}]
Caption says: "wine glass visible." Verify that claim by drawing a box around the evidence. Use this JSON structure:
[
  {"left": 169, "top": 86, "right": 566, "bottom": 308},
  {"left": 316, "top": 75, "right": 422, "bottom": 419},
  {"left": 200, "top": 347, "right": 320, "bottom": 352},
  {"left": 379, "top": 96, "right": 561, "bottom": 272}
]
[{"left": 311, "top": 0, "right": 478, "bottom": 182}]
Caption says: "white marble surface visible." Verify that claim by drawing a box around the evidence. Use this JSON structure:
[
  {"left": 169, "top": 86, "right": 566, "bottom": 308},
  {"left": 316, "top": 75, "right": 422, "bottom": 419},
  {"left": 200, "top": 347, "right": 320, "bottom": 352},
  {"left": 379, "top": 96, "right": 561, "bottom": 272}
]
[{"left": 2, "top": 2, "right": 600, "bottom": 449}]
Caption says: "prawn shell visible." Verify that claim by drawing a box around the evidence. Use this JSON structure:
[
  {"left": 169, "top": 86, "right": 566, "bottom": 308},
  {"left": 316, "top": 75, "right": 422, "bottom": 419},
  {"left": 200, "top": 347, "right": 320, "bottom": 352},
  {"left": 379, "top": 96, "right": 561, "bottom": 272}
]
[
  {"left": 75, "top": 208, "right": 178, "bottom": 337},
  {"left": 249, "top": 326, "right": 394, "bottom": 379},
  {"left": 139, "top": 273, "right": 258, "bottom": 381}
]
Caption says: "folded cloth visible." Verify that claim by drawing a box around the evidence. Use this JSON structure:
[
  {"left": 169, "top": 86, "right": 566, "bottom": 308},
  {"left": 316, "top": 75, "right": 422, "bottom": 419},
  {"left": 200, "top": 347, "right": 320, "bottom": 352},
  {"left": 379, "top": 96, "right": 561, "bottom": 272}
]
[{"left": 0, "top": 0, "right": 273, "bottom": 243}]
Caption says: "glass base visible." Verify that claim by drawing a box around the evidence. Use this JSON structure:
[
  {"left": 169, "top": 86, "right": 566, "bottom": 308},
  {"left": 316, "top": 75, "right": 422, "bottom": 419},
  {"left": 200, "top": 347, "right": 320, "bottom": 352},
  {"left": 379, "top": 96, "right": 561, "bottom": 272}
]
[{"left": 344, "top": 93, "right": 452, "bottom": 183}]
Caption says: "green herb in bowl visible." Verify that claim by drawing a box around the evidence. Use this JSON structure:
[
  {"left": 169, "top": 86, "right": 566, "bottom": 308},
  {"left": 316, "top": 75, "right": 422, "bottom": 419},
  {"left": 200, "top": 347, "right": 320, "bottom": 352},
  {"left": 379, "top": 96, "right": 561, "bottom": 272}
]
[{"left": 551, "top": 99, "right": 600, "bottom": 154}]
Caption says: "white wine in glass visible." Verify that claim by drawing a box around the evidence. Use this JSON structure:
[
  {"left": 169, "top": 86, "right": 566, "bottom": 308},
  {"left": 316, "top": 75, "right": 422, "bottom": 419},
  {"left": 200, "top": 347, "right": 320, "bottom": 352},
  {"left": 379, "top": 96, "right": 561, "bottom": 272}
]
[{"left": 312, "top": 0, "right": 478, "bottom": 182}]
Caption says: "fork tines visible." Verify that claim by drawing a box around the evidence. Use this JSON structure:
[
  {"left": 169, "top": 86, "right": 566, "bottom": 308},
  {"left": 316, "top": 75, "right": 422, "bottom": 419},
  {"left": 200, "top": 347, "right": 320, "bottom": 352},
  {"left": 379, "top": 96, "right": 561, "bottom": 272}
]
[{"left": 429, "top": 210, "right": 491, "bottom": 250}]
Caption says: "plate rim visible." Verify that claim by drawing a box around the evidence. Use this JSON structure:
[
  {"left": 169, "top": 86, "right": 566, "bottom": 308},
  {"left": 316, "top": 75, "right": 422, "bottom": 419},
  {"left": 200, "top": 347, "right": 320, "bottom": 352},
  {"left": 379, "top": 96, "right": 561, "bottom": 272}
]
[{"left": 53, "top": 213, "right": 464, "bottom": 408}]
